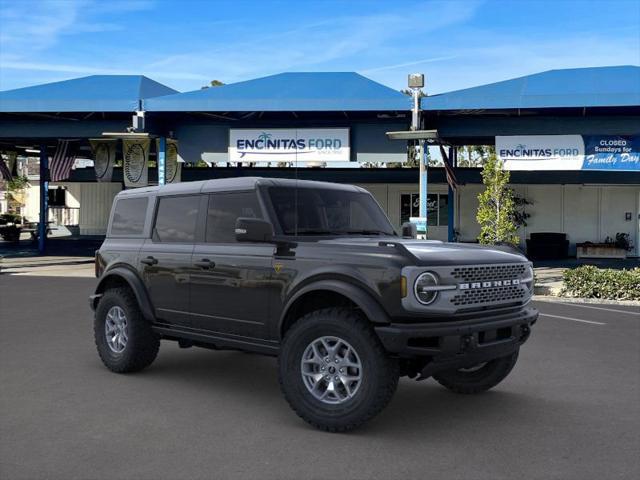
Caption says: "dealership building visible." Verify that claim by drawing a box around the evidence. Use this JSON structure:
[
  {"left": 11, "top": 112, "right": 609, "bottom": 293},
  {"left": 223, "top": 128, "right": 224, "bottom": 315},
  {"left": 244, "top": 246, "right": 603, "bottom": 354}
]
[{"left": 1, "top": 66, "right": 639, "bottom": 257}]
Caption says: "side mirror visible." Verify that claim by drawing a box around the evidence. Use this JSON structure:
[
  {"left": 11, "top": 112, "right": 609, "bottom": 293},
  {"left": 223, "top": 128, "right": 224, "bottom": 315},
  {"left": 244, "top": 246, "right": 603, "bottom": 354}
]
[
  {"left": 235, "top": 217, "right": 274, "bottom": 243},
  {"left": 401, "top": 222, "right": 417, "bottom": 239}
]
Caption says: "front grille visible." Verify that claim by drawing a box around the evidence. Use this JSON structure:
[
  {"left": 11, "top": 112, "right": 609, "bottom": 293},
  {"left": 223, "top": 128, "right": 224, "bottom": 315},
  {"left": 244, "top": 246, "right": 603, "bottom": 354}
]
[
  {"left": 451, "top": 285, "right": 526, "bottom": 306},
  {"left": 451, "top": 264, "right": 526, "bottom": 283}
]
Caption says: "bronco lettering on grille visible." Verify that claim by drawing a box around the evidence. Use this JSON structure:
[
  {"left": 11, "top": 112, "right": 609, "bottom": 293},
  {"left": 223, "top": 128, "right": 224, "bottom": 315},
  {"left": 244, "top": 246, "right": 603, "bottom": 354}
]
[{"left": 459, "top": 279, "right": 520, "bottom": 290}]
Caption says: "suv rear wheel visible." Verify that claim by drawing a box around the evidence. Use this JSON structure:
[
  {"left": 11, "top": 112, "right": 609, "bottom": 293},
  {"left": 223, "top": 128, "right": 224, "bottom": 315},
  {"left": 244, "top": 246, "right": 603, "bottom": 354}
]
[
  {"left": 94, "top": 287, "right": 160, "bottom": 373},
  {"left": 433, "top": 349, "right": 519, "bottom": 394},
  {"left": 278, "top": 308, "right": 399, "bottom": 432}
]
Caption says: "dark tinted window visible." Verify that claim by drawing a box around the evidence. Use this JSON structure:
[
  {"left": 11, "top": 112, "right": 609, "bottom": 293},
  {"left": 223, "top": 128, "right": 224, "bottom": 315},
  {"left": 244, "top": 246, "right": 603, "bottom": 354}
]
[
  {"left": 110, "top": 197, "right": 148, "bottom": 236},
  {"left": 206, "top": 192, "right": 262, "bottom": 243},
  {"left": 268, "top": 187, "right": 394, "bottom": 236},
  {"left": 153, "top": 195, "right": 200, "bottom": 243}
]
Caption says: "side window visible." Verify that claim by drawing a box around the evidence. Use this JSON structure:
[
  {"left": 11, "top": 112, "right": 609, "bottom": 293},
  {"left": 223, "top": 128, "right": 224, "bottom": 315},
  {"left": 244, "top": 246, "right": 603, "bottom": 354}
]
[
  {"left": 153, "top": 195, "right": 200, "bottom": 243},
  {"left": 111, "top": 197, "right": 148, "bottom": 236},
  {"left": 206, "top": 192, "right": 262, "bottom": 243}
]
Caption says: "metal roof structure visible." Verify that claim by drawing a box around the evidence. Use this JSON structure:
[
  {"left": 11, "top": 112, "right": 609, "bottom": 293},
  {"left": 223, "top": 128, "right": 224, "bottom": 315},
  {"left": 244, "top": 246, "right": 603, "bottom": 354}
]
[
  {"left": 145, "top": 72, "right": 411, "bottom": 112},
  {"left": 422, "top": 66, "right": 640, "bottom": 111},
  {"left": 0, "top": 75, "right": 178, "bottom": 113}
]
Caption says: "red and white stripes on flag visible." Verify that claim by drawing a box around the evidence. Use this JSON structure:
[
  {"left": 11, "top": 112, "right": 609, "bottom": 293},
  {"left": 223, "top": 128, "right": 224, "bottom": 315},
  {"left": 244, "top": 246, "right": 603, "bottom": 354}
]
[
  {"left": 49, "top": 140, "right": 78, "bottom": 182},
  {"left": 439, "top": 145, "right": 458, "bottom": 190}
]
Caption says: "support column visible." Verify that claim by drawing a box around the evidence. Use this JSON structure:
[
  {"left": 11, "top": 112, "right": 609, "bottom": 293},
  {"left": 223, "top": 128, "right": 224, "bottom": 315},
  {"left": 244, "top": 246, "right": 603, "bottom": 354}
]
[
  {"left": 157, "top": 137, "right": 166, "bottom": 186},
  {"left": 447, "top": 146, "right": 456, "bottom": 242},
  {"left": 38, "top": 144, "right": 48, "bottom": 254}
]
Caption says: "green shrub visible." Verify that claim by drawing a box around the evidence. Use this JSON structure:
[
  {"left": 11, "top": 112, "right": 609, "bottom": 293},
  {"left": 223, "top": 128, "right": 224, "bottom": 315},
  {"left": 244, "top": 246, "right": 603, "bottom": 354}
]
[{"left": 561, "top": 265, "right": 640, "bottom": 301}]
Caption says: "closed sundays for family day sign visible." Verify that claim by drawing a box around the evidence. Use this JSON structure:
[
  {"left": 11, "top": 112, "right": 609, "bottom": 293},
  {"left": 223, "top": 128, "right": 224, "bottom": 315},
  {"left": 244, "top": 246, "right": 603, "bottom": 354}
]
[
  {"left": 229, "top": 128, "right": 350, "bottom": 163},
  {"left": 496, "top": 135, "right": 640, "bottom": 171}
]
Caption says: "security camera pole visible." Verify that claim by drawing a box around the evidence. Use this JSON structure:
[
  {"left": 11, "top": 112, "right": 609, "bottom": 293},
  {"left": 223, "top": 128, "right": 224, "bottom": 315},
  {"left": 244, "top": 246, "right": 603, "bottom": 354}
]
[{"left": 408, "top": 73, "right": 427, "bottom": 238}]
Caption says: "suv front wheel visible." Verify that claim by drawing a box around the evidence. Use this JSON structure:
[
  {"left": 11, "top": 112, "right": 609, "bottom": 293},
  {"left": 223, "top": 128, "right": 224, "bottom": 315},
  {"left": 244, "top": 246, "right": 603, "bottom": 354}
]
[
  {"left": 94, "top": 287, "right": 160, "bottom": 373},
  {"left": 278, "top": 308, "right": 399, "bottom": 432}
]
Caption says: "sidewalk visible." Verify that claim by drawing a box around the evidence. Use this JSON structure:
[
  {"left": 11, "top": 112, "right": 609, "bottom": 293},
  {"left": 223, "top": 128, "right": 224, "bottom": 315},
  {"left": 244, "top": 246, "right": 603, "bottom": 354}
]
[{"left": 0, "top": 255, "right": 95, "bottom": 277}]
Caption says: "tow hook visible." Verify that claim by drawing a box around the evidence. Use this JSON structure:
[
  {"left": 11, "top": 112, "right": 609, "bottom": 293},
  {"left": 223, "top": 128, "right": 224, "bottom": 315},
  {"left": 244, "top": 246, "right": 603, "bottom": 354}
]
[
  {"left": 461, "top": 334, "right": 477, "bottom": 352},
  {"left": 520, "top": 325, "right": 531, "bottom": 342}
]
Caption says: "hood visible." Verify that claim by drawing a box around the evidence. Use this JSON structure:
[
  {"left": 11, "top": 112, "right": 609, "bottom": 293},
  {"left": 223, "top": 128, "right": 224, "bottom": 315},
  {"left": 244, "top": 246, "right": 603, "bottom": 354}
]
[{"left": 317, "top": 236, "right": 527, "bottom": 266}]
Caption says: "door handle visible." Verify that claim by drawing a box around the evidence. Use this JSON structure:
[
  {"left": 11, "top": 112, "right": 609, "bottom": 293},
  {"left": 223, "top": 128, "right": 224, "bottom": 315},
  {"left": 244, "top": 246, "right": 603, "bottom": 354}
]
[
  {"left": 141, "top": 256, "right": 158, "bottom": 266},
  {"left": 194, "top": 258, "right": 215, "bottom": 269}
]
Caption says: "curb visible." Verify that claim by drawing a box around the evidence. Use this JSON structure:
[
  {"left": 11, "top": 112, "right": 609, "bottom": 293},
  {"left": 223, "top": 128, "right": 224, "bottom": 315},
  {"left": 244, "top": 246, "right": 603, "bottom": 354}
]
[
  {"left": 533, "top": 295, "right": 640, "bottom": 307},
  {"left": 534, "top": 285, "right": 562, "bottom": 296}
]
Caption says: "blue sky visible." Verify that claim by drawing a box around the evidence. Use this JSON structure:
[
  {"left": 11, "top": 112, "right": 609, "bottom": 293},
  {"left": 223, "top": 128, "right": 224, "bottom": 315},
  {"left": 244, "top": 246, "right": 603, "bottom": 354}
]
[{"left": 0, "top": 0, "right": 638, "bottom": 94}]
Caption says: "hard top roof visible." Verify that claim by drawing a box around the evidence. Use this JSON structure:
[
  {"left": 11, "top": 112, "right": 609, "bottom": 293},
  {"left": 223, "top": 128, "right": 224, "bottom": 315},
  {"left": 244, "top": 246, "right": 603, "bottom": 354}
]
[{"left": 116, "top": 177, "right": 365, "bottom": 199}]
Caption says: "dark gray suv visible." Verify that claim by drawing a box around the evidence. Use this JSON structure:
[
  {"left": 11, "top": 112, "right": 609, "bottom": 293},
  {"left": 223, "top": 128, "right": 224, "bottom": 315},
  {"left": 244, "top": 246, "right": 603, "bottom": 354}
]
[{"left": 91, "top": 177, "right": 537, "bottom": 432}]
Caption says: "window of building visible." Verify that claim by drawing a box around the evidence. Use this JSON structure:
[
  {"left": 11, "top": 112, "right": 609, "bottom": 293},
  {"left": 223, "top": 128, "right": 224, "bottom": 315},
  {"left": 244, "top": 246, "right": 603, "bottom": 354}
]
[
  {"left": 153, "top": 195, "right": 200, "bottom": 243},
  {"left": 110, "top": 197, "right": 148, "bottom": 236},
  {"left": 400, "top": 193, "right": 449, "bottom": 227},
  {"left": 48, "top": 187, "right": 66, "bottom": 207},
  {"left": 206, "top": 192, "right": 262, "bottom": 243}
]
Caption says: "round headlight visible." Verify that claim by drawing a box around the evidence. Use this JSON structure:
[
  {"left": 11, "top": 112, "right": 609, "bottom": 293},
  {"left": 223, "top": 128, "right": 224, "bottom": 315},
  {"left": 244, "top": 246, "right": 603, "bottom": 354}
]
[{"left": 414, "top": 272, "right": 439, "bottom": 305}]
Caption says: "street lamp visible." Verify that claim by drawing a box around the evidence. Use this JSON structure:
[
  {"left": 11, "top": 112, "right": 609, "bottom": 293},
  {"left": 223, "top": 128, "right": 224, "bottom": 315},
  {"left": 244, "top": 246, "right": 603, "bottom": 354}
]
[{"left": 408, "top": 73, "right": 427, "bottom": 238}]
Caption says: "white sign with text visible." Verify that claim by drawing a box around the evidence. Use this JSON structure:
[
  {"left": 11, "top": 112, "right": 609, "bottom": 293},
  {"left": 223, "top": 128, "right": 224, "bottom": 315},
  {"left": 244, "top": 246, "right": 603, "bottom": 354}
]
[
  {"left": 496, "top": 135, "right": 585, "bottom": 170},
  {"left": 229, "top": 128, "right": 350, "bottom": 163}
]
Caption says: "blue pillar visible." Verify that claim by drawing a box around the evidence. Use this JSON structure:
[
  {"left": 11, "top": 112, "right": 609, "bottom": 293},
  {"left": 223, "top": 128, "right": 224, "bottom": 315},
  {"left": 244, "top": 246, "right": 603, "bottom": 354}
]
[
  {"left": 447, "top": 146, "right": 456, "bottom": 242},
  {"left": 38, "top": 144, "right": 48, "bottom": 254},
  {"left": 157, "top": 137, "right": 166, "bottom": 186}
]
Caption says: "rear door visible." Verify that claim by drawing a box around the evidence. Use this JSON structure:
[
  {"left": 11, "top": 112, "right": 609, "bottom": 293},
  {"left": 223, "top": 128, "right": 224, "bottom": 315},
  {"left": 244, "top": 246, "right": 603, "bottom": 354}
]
[
  {"left": 190, "top": 191, "right": 274, "bottom": 339},
  {"left": 139, "top": 194, "right": 203, "bottom": 326}
]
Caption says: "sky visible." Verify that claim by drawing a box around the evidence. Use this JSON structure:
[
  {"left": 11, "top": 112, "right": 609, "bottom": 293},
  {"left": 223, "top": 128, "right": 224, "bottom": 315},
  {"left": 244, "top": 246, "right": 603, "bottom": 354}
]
[{"left": 0, "top": 0, "right": 639, "bottom": 94}]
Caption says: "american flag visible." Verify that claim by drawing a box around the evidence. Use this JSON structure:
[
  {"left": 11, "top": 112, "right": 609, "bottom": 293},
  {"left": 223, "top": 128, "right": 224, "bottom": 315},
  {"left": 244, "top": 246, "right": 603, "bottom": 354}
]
[
  {"left": 0, "top": 157, "right": 12, "bottom": 181},
  {"left": 439, "top": 145, "right": 458, "bottom": 190},
  {"left": 49, "top": 140, "right": 78, "bottom": 182}
]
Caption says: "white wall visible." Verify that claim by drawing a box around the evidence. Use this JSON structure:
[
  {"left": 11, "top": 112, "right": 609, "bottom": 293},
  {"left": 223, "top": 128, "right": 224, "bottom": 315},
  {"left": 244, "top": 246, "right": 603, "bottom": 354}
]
[{"left": 76, "top": 183, "right": 121, "bottom": 235}]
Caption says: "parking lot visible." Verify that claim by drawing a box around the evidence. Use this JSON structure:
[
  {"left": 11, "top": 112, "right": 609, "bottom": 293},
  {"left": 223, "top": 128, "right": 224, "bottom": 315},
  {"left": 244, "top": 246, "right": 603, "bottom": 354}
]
[{"left": 1, "top": 274, "right": 638, "bottom": 480}]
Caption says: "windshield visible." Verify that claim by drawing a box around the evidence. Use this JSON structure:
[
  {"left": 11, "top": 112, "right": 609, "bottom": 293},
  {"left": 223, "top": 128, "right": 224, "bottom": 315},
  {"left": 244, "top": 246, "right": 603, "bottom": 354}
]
[{"left": 267, "top": 186, "right": 396, "bottom": 236}]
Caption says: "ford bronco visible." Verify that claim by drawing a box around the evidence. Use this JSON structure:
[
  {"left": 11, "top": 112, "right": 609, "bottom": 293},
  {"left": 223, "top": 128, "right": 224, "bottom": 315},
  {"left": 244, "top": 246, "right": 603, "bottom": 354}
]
[{"left": 90, "top": 177, "right": 537, "bottom": 432}]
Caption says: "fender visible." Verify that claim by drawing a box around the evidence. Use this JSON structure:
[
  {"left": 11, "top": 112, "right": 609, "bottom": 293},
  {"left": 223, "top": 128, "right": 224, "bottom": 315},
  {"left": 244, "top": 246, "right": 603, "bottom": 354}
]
[
  {"left": 92, "top": 266, "right": 156, "bottom": 323},
  {"left": 279, "top": 278, "right": 391, "bottom": 336}
]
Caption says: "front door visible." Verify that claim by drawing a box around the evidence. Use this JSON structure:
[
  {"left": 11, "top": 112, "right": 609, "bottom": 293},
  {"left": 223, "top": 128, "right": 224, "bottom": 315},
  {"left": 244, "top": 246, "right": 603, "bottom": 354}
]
[
  {"left": 189, "top": 191, "right": 274, "bottom": 339},
  {"left": 139, "top": 194, "right": 201, "bottom": 326}
]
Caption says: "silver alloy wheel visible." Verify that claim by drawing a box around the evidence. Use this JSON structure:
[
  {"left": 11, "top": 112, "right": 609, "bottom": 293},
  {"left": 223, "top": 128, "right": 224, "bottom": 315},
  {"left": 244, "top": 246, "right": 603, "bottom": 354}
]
[
  {"left": 105, "top": 306, "right": 128, "bottom": 353},
  {"left": 300, "top": 336, "right": 363, "bottom": 405}
]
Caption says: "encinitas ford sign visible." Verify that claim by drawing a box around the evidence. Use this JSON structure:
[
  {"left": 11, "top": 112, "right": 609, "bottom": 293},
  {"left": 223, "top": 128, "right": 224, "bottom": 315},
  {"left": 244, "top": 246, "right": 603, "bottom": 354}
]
[
  {"left": 497, "top": 135, "right": 640, "bottom": 171},
  {"left": 229, "top": 128, "right": 350, "bottom": 163},
  {"left": 497, "top": 135, "right": 585, "bottom": 170}
]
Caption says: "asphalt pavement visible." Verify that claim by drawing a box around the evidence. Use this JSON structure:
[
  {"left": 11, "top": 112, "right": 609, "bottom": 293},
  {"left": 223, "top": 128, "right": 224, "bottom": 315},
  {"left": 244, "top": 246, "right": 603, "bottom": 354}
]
[{"left": 0, "top": 275, "right": 638, "bottom": 480}]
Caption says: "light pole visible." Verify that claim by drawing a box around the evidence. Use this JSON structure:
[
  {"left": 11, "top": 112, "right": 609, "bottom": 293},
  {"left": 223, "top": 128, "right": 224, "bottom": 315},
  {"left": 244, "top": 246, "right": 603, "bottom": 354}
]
[{"left": 408, "top": 73, "right": 427, "bottom": 238}]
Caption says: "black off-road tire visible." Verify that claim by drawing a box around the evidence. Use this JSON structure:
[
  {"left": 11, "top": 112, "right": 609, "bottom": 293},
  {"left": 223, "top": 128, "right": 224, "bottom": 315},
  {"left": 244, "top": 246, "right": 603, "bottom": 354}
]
[
  {"left": 94, "top": 287, "right": 160, "bottom": 373},
  {"left": 278, "top": 308, "right": 399, "bottom": 433},
  {"left": 433, "top": 349, "right": 519, "bottom": 394}
]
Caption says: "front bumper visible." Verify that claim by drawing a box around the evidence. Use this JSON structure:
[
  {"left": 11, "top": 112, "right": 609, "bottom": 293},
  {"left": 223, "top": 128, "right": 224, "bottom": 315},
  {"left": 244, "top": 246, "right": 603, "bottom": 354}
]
[{"left": 375, "top": 306, "right": 537, "bottom": 377}]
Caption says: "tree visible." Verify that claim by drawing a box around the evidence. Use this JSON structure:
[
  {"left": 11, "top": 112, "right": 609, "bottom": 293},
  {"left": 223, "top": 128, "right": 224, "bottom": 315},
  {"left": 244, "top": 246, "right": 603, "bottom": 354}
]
[
  {"left": 457, "top": 145, "right": 495, "bottom": 167},
  {"left": 476, "top": 153, "right": 518, "bottom": 245},
  {"left": 201, "top": 80, "right": 225, "bottom": 89}
]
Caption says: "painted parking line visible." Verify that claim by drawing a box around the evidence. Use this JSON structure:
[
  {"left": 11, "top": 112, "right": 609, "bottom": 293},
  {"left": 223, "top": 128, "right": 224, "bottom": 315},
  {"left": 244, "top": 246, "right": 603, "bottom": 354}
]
[
  {"left": 553, "top": 302, "right": 640, "bottom": 316},
  {"left": 539, "top": 313, "right": 606, "bottom": 326}
]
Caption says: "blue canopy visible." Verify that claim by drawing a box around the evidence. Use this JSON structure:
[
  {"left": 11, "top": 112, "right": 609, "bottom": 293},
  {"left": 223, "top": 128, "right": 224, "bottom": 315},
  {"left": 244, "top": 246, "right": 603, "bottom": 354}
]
[
  {"left": 422, "top": 66, "right": 640, "bottom": 111},
  {"left": 0, "top": 75, "right": 178, "bottom": 113},
  {"left": 145, "top": 72, "right": 411, "bottom": 112}
]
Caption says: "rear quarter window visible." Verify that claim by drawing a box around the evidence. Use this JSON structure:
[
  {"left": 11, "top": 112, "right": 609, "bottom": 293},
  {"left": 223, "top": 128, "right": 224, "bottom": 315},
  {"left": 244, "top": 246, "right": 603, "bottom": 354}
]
[{"left": 110, "top": 197, "right": 148, "bottom": 236}]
